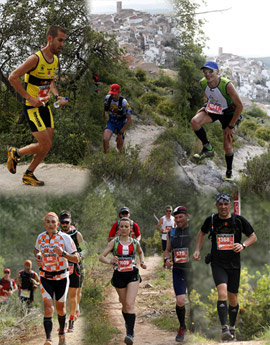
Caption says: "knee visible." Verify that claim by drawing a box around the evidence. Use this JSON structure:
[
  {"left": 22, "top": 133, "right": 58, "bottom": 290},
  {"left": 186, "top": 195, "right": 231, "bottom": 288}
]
[
  {"left": 125, "top": 300, "right": 135, "bottom": 312},
  {"left": 176, "top": 296, "right": 185, "bottom": 307},
  {"left": 44, "top": 304, "right": 54, "bottom": 316},
  {"left": 39, "top": 140, "right": 52, "bottom": 153}
]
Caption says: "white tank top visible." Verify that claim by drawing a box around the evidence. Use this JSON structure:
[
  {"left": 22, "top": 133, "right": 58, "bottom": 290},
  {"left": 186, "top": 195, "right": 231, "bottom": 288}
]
[{"left": 161, "top": 215, "right": 174, "bottom": 240}]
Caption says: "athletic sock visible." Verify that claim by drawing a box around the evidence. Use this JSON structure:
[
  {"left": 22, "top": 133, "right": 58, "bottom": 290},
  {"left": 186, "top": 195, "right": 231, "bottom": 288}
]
[
  {"left": 15, "top": 149, "right": 21, "bottom": 158},
  {"left": 176, "top": 305, "right": 186, "bottom": 329},
  {"left": 194, "top": 127, "right": 209, "bottom": 146},
  {"left": 125, "top": 313, "right": 136, "bottom": 336},
  {"left": 122, "top": 310, "right": 128, "bottom": 323},
  {"left": 229, "top": 304, "right": 239, "bottom": 327},
  {"left": 25, "top": 169, "right": 33, "bottom": 175},
  {"left": 70, "top": 315, "right": 75, "bottom": 321},
  {"left": 225, "top": 153, "right": 234, "bottom": 171},
  {"left": 58, "top": 314, "right": 66, "bottom": 334},
  {"left": 43, "top": 317, "right": 53, "bottom": 340},
  {"left": 217, "top": 300, "right": 228, "bottom": 326}
]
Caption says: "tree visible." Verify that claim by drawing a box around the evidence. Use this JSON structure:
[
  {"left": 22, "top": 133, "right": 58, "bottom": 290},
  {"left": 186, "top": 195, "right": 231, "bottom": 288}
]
[{"left": 172, "top": 0, "right": 206, "bottom": 120}]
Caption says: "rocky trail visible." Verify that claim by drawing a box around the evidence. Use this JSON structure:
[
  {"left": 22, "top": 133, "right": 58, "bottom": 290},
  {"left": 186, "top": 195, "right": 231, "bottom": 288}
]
[{"left": 105, "top": 256, "right": 268, "bottom": 345}]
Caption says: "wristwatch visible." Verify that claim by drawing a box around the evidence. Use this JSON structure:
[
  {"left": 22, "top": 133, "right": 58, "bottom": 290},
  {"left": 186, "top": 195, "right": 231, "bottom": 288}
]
[
  {"left": 228, "top": 125, "right": 235, "bottom": 129},
  {"left": 241, "top": 243, "right": 246, "bottom": 250},
  {"left": 55, "top": 94, "right": 59, "bottom": 100},
  {"left": 62, "top": 250, "right": 67, "bottom": 257}
]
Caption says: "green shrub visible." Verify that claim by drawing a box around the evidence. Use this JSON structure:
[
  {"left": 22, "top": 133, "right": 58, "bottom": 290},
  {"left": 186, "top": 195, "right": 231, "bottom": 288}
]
[
  {"left": 239, "top": 120, "right": 258, "bottom": 137},
  {"left": 156, "top": 100, "right": 175, "bottom": 117},
  {"left": 245, "top": 104, "right": 267, "bottom": 118},
  {"left": 139, "top": 92, "right": 163, "bottom": 107},
  {"left": 255, "top": 127, "right": 270, "bottom": 141},
  {"left": 135, "top": 68, "right": 147, "bottom": 82}
]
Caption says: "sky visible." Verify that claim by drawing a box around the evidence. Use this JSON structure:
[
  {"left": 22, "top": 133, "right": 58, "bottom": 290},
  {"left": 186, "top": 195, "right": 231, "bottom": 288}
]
[{"left": 87, "top": 0, "right": 270, "bottom": 58}]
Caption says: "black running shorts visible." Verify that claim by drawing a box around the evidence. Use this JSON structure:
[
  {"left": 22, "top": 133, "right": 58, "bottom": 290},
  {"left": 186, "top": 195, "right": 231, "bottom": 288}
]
[
  {"left": 111, "top": 268, "right": 141, "bottom": 289},
  {"left": 24, "top": 104, "right": 54, "bottom": 132},
  {"left": 40, "top": 277, "right": 69, "bottom": 302},
  {"left": 211, "top": 263, "right": 240, "bottom": 293},
  {"left": 69, "top": 265, "right": 81, "bottom": 288},
  {"left": 207, "top": 112, "right": 234, "bottom": 130}
]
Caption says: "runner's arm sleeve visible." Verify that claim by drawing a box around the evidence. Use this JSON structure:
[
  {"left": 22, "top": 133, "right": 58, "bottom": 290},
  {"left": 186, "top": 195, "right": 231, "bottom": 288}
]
[
  {"left": 238, "top": 215, "right": 255, "bottom": 236},
  {"left": 123, "top": 99, "right": 132, "bottom": 114},
  {"left": 34, "top": 235, "right": 41, "bottom": 252},
  {"left": 63, "top": 233, "right": 77, "bottom": 254}
]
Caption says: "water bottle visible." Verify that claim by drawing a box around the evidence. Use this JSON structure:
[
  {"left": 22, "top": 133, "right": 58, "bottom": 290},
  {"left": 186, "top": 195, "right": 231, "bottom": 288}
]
[{"left": 54, "top": 96, "right": 68, "bottom": 108}]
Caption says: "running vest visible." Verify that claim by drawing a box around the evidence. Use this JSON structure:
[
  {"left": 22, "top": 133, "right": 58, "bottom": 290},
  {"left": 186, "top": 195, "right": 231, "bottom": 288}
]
[
  {"left": 0, "top": 278, "right": 14, "bottom": 293},
  {"left": 200, "top": 77, "right": 235, "bottom": 115},
  {"left": 169, "top": 227, "right": 191, "bottom": 269},
  {"left": 68, "top": 227, "right": 82, "bottom": 253},
  {"left": 104, "top": 95, "right": 130, "bottom": 122},
  {"left": 113, "top": 237, "right": 138, "bottom": 272},
  {"left": 161, "top": 215, "right": 174, "bottom": 240},
  {"left": 19, "top": 270, "right": 35, "bottom": 291},
  {"left": 24, "top": 50, "right": 59, "bottom": 106}
]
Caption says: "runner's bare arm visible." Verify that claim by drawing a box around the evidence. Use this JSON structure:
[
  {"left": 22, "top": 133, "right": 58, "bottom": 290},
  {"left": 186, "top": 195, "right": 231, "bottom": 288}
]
[
  {"left": 226, "top": 82, "right": 243, "bottom": 127},
  {"left": 137, "top": 242, "right": 147, "bottom": 269},
  {"left": 157, "top": 218, "right": 163, "bottom": 232},
  {"left": 233, "top": 232, "right": 257, "bottom": 253},
  {"left": 99, "top": 240, "right": 117, "bottom": 264},
  {"left": 8, "top": 54, "right": 43, "bottom": 108},
  {"left": 193, "top": 230, "right": 206, "bottom": 260},
  {"left": 119, "top": 113, "right": 132, "bottom": 134}
]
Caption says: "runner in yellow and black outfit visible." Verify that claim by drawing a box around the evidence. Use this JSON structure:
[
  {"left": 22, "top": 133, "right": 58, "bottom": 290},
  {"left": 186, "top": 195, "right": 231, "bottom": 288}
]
[{"left": 7, "top": 25, "right": 68, "bottom": 186}]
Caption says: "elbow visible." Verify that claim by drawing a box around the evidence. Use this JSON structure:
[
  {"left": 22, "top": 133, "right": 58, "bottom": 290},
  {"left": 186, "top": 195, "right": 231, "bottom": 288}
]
[{"left": 8, "top": 73, "right": 15, "bottom": 85}]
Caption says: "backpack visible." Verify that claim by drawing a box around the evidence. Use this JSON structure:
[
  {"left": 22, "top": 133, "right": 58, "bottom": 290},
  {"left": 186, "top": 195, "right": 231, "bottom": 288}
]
[
  {"left": 19, "top": 270, "right": 35, "bottom": 290},
  {"left": 0, "top": 278, "right": 14, "bottom": 291},
  {"left": 104, "top": 95, "right": 126, "bottom": 121},
  {"left": 208, "top": 213, "right": 242, "bottom": 239}
]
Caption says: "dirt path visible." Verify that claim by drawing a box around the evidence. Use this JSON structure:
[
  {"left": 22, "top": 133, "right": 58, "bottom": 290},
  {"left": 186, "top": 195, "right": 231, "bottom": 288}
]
[
  {"left": 105, "top": 256, "right": 268, "bottom": 345},
  {"left": 19, "top": 315, "right": 86, "bottom": 345},
  {"left": 0, "top": 163, "right": 89, "bottom": 195}
]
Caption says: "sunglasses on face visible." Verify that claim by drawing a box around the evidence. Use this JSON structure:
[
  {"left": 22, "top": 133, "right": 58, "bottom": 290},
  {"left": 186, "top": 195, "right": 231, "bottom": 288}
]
[
  {"left": 121, "top": 212, "right": 129, "bottom": 215},
  {"left": 203, "top": 69, "right": 214, "bottom": 74},
  {"left": 61, "top": 221, "right": 70, "bottom": 224}
]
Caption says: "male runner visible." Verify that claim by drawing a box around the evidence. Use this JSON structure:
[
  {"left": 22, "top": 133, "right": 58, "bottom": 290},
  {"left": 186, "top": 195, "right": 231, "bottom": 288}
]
[
  {"left": 0, "top": 268, "right": 17, "bottom": 304},
  {"left": 7, "top": 25, "right": 68, "bottom": 186},
  {"left": 193, "top": 193, "right": 257, "bottom": 341},
  {"left": 108, "top": 206, "right": 141, "bottom": 242},
  {"left": 16, "top": 260, "right": 39, "bottom": 306},
  {"left": 164, "top": 206, "right": 191, "bottom": 342},
  {"left": 156, "top": 205, "right": 175, "bottom": 267},
  {"left": 35, "top": 212, "right": 80, "bottom": 345},
  {"left": 190, "top": 61, "right": 243, "bottom": 180},
  {"left": 59, "top": 210, "right": 86, "bottom": 332},
  {"left": 103, "top": 84, "right": 132, "bottom": 153}
]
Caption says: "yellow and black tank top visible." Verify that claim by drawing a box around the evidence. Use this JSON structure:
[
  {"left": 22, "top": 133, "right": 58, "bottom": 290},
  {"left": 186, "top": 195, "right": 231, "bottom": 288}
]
[{"left": 24, "top": 50, "right": 58, "bottom": 106}]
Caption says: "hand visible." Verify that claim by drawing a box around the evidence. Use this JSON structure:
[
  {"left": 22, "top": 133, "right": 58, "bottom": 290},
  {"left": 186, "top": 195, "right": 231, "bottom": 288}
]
[
  {"left": 110, "top": 256, "right": 118, "bottom": 265},
  {"left": 165, "top": 258, "right": 173, "bottom": 268},
  {"left": 29, "top": 97, "right": 48, "bottom": 108},
  {"left": 193, "top": 251, "right": 201, "bottom": 261},
  {"left": 103, "top": 113, "right": 108, "bottom": 120},
  {"left": 232, "top": 243, "right": 244, "bottom": 253},
  {"left": 58, "top": 96, "right": 68, "bottom": 107},
  {"left": 224, "top": 126, "right": 234, "bottom": 139},
  {"left": 53, "top": 245, "right": 64, "bottom": 256},
  {"left": 36, "top": 252, "right": 43, "bottom": 266},
  {"left": 140, "top": 262, "right": 147, "bottom": 269}
]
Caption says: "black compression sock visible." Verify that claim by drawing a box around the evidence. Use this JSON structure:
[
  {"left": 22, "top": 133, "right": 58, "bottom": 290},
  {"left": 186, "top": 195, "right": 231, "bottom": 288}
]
[
  {"left": 43, "top": 317, "right": 53, "bottom": 340},
  {"left": 229, "top": 304, "right": 239, "bottom": 326},
  {"left": 225, "top": 153, "right": 234, "bottom": 171},
  {"left": 176, "top": 305, "right": 186, "bottom": 329},
  {"left": 122, "top": 310, "right": 128, "bottom": 323},
  {"left": 217, "top": 300, "right": 228, "bottom": 326},
  {"left": 194, "top": 127, "right": 209, "bottom": 146},
  {"left": 58, "top": 314, "right": 66, "bottom": 334},
  {"left": 125, "top": 313, "right": 136, "bottom": 336}
]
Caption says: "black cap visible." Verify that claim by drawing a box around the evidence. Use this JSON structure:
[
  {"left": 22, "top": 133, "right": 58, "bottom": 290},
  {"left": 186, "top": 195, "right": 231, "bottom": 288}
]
[
  {"left": 59, "top": 210, "right": 71, "bottom": 222},
  {"left": 173, "top": 206, "right": 188, "bottom": 215},
  {"left": 119, "top": 206, "right": 130, "bottom": 216}
]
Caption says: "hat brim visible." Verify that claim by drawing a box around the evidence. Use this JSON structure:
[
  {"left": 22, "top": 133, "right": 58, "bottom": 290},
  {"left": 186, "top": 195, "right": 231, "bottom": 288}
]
[{"left": 109, "top": 91, "right": 120, "bottom": 95}]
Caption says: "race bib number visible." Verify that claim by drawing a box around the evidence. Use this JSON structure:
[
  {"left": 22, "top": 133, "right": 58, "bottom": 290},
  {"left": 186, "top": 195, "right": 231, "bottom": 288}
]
[
  {"left": 69, "top": 265, "right": 74, "bottom": 275},
  {"left": 43, "top": 254, "right": 58, "bottom": 267},
  {"left": 216, "top": 234, "right": 234, "bottom": 250},
  {"left": 21, "top": 289, "right": 31, "bottom": 298},
  {"left": 163, "top": 226, "right": 172, "bottom": 234},
  {"left": 206, "top": 102, "right": 223, "bottom": 114},
  {"left": 38, "top": 85, "right": 50, "bottom": 102},
  {"left": 173, "top": 248, "right": 189, "bottom": 263},
  {"left": 118, "top": 257, "right": 133, "bottom": 272}
]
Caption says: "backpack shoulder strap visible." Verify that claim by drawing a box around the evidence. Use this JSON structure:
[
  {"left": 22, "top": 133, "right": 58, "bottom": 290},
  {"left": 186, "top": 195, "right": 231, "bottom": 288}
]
[
  {"left": 208, "top": 213, "right": 216, "bottom": 239},
  {"left": 118, "top": 96, "right": 123, "bottom": 108},
  {"left": 113, "top": 236, "right": 120, "bottom": 255}
]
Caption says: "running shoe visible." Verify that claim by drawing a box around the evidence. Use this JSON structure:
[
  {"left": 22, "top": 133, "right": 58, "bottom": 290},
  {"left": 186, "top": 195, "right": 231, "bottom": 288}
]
[
  {"left": 68, "top": 319, "right": 74, "bottom": 333},
  {"left": 44, "top": 340, "right": 52, "bottom": 345},
  {"left": 229, "top": 326, "right": 236, "bottom": 341},
  {"left": 222, "top": 325, "right": 233, "bottom": 341},
  {"left": 175, "top": 327, "right": 185, "bottom": 342},
  {"left": 124, "top": 335, "right": 134, "bottom": 345},
  {"left": 7, "top": 147, "right": 20, "bottom": 174},
  {"left": 193, "top": 145, "right": 214, "bottom": 161},
  {"left": 58, "top": 334, "right": 66, "bottom": 345},
  {"left": 22, "top": 171, "right": 45, "bottom": 186}
]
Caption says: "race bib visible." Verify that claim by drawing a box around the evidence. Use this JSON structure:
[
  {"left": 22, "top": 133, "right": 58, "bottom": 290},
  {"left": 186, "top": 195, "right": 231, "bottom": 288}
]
[
  {"left": 206, "top": 102, "right": 223, "bottom": 114},
  {"left": 69, "top": 265, "right": 74, "bottom": 275},
  {"left": 21, "top": 289, "right": 31, "bottom": 298},
  {"left": 43, "top": 254, "right": 58, "bottom": 267},
  {"left": 216, "top": 234, "right": 234, "bottom": 250},
  {"left": 163, "top": 226, "right": 172, "bottom": 234},
  {"left": 38, "top": 85, "right": 50, "bottom": 102},
  {"left": 173, "top": 248, "right": 189, "bottom": 263},
  {"left": 118, "top": 257, "right": 133, "bottom": 272}
]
